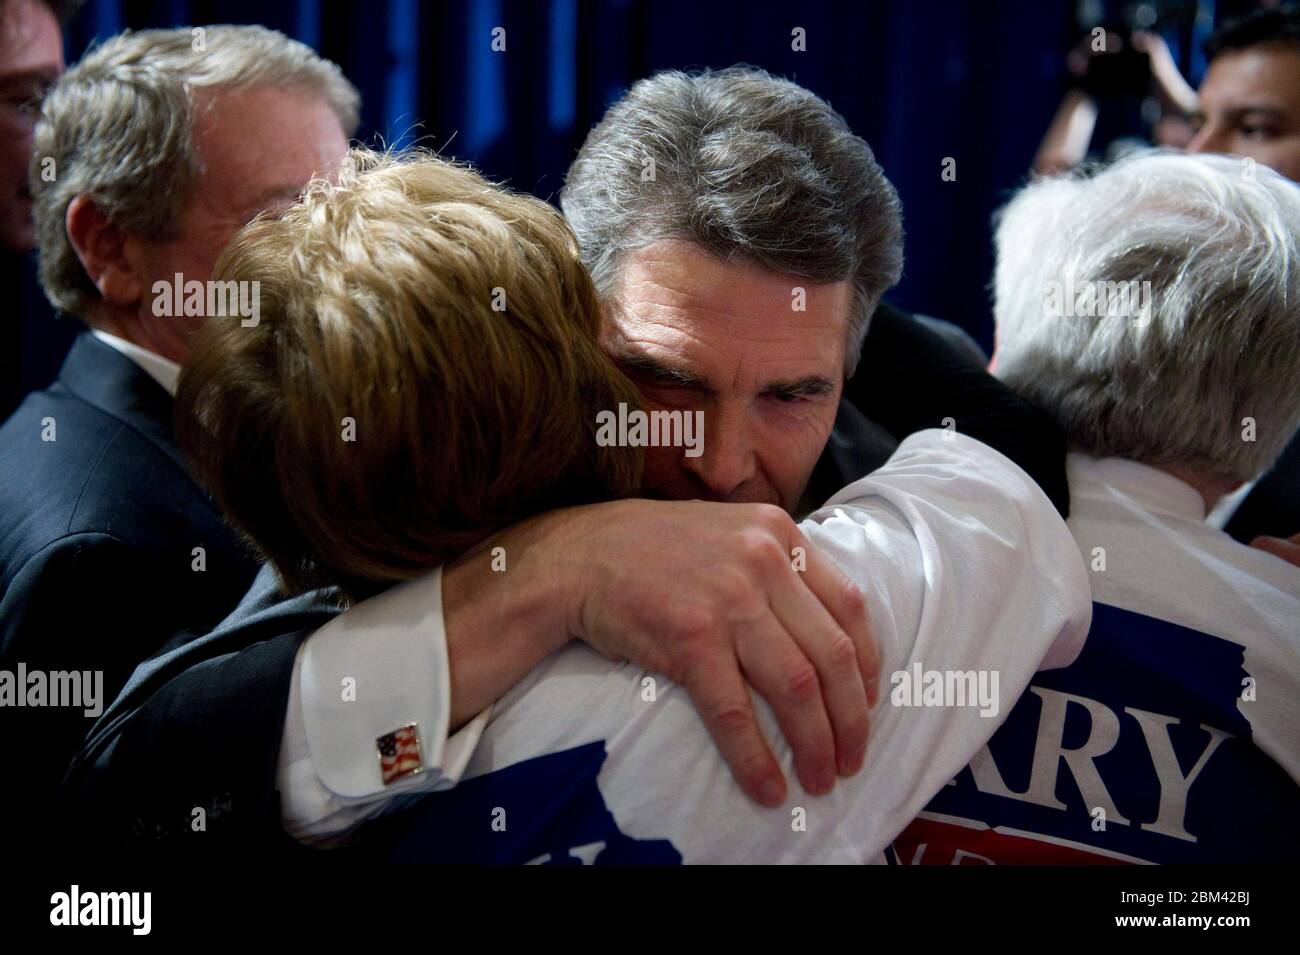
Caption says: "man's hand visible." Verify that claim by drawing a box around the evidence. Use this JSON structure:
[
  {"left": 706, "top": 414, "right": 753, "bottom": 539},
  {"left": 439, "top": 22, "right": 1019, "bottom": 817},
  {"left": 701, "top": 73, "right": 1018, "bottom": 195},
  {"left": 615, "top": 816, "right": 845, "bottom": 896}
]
[
  {"left": 442, "top": 499, "right": 881, "bottom": 807},
  {"left": 1251, "top": 532, "right": 1300, "bottom": 567},
  {"left": 539, "top": 499, "right": 880, "bottom": 807}
]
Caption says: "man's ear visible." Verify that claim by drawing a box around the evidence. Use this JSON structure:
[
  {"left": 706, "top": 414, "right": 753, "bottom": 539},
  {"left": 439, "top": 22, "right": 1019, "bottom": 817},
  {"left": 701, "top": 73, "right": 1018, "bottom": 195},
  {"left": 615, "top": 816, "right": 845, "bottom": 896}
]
[{"left": 65, "top": 194, "right": 145, "bottom": 307}]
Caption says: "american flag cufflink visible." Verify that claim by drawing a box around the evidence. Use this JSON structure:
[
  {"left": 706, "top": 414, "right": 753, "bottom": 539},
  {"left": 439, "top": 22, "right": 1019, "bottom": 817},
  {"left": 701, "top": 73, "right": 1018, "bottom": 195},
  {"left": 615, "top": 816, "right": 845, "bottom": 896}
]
[{"left": 377, "top": 722, "right": 424, "bottom": 785}]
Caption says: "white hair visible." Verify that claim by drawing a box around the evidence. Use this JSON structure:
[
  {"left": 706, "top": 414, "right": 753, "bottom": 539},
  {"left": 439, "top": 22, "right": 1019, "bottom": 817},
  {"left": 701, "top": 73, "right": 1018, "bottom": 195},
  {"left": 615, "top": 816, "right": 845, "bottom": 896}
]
[
  {"left": 993, "top": 150, "right": 1300, "bottom": 482},
  {"left": 30, "top": 25, "right": 360, "bottom": 318}
]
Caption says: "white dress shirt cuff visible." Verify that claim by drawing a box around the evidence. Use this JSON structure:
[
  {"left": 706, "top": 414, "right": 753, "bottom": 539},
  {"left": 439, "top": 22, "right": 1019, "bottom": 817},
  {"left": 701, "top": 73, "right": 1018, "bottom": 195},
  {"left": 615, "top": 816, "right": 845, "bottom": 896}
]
[{"left": 275, "top": 567, "right": 491, "bottom": 844}]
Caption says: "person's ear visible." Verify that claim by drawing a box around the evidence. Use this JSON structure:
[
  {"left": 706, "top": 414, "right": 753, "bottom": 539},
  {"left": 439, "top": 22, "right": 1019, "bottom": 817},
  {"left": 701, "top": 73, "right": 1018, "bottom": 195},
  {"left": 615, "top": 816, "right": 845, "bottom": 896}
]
[{"left": 65, "top": 194, "right": 145, "bottom": 307}]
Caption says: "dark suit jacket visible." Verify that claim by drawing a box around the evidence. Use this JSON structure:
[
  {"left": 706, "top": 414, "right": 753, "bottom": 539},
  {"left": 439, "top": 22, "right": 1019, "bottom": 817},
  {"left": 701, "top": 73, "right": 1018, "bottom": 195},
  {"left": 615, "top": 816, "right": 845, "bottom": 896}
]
[
  {"left": 0, "top": 332, "right": 260, "bottom": 853},
  {"left": 0, "top": 251, "right": 79, "bottom": 421},
  {"left": 61, "top": 304, "right": 1070, "bottom": 855},
  {"left": 65, "top": 563, "right": 340, "bottom": 855},
  {"left": 1225, "top": 430, "right": 1300, "bottom": 545}
]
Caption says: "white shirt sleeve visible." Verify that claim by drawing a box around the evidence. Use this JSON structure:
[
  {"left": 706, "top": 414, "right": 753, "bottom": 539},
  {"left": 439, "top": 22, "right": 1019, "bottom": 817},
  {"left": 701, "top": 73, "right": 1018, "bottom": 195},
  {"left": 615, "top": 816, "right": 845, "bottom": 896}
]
[
  {"left": 446, "top": 430, "right": 1093, "bottom": 862},
  {"left": 277, "top": 430, "right": 1093, "bottom": 861},
  {"left": 275, "top": 567, "right": 492, "bottom": 845},
  {"left": 783, "top": 429, "right": 1092, "bottom": 858}
]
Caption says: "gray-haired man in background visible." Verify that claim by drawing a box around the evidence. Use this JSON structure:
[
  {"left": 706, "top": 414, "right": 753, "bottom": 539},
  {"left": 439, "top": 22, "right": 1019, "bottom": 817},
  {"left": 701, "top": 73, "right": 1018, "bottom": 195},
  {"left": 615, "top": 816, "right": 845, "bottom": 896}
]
[
  {"left": 891, "top": 150, "right": 1300, "bottom": 863},
  {"left": 0, "top": 25, "right": 357, "bottom": 853}
]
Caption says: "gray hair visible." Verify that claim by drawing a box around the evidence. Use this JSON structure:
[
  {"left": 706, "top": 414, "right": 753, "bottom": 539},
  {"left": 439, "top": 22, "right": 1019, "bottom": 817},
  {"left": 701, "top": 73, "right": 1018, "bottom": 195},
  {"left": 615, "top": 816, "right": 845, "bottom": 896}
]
[
  {"left": 559, "top": 67, "right": 903, "bottom": 377},
  {"left": 30, "top": 24, "right": 360, "bottom": 318},
  {"left": 993, "top": 150, "right": 1300, "bottom": 482}
]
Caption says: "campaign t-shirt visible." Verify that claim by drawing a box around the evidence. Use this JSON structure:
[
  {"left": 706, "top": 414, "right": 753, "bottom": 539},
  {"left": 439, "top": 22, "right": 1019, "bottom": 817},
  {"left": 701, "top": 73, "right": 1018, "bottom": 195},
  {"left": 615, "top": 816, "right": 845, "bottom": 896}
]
[
  {"left": 891, "top": 454, "right": 1300, "bottom": 864},
  {"left": 358, "top": 431, "right": 1092, "bottom": 863}
]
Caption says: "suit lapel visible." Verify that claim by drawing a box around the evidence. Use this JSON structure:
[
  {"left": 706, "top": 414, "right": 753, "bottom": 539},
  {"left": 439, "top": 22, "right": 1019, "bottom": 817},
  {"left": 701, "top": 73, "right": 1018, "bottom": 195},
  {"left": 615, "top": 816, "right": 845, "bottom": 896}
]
[{"left": 56, "top": 332, "right": 192, "bottom": 478}]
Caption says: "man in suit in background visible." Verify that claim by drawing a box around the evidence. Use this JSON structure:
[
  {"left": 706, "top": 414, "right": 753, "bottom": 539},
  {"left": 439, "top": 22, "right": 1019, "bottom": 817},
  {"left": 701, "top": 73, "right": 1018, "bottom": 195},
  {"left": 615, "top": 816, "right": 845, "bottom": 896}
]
[
  {"left": 1188, "top": 5, "right": 1300, "bottom": 549},
  {"left": 0, "top": 25, "right": 357, "bottom": 853}
]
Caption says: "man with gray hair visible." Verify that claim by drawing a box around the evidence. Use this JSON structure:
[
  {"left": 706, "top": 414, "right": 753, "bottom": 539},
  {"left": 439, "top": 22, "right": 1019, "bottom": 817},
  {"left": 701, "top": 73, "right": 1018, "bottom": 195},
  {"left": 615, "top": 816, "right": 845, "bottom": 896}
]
[
  {"left": 564, "top": 66, "right": 902, "bottom": 509},
  {"left": 0, "top": 24, "right": 356, "bottom": 851},
  {"left": 891, "top": 150, "right": 1300, "bottom": 863}
]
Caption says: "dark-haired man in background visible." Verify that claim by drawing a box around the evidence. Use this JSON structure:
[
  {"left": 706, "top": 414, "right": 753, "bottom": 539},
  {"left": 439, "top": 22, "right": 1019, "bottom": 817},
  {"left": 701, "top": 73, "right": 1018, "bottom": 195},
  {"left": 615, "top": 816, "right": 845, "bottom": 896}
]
[
  {"left": 1188, "top": 5, "right": 1300, "bottom": 549},
  {"left": 0, "top": 0, "right": 79, "bottom": 419},
  {"left": 1190, "top": 3, "right": 1300, "bottom": 179}
]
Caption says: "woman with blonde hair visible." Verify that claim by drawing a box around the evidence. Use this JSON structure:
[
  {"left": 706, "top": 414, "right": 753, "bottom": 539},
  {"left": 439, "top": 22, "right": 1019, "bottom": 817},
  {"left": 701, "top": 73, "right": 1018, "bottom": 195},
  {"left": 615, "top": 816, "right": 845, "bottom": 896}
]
[{"left": 177, "top": 148, "right": 644, "bottom": 599}]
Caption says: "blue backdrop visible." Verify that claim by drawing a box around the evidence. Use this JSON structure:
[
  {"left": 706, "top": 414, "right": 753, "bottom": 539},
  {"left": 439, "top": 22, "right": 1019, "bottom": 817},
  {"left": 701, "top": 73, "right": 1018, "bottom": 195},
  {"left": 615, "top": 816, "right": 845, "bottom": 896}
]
[{"left": 60, "top": 0, "right": 1243, "bottom": 351}]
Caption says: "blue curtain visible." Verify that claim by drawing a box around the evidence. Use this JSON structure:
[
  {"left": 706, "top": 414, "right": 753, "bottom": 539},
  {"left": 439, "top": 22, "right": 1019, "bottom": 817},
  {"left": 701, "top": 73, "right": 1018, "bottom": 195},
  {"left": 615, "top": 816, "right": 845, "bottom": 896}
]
[{"left": 62, "top": 0, "right": 1253, "bottom": 351}]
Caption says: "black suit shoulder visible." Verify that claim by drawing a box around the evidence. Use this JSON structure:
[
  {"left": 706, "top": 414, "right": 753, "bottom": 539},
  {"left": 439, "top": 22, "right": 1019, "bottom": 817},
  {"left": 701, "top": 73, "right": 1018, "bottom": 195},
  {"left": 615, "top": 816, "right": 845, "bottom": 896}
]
[
  {"left": 0, "top": 336, "right": 257, "bottom": 625},
  {"left": 0, "top": 335, "right": 259, "bottom": 854},
  {"left": 65, "top": 564, "right": 345, "bottom": 855},
  {"left": 0, "top": 387, "right": 224, "bottom": 580}
]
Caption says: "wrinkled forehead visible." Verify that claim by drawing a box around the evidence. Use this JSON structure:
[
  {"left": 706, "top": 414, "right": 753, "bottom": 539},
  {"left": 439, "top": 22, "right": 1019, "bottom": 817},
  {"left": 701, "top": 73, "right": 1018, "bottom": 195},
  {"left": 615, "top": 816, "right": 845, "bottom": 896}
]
[
  {"left": 1201, "top": 45, "right": 1300, "bottom": 111},
  {"left": 190, "top": 85, "right": 350, "bottom": 211},
  {"left": 604, "top": 239, "right": 852, "bottom": 384}
]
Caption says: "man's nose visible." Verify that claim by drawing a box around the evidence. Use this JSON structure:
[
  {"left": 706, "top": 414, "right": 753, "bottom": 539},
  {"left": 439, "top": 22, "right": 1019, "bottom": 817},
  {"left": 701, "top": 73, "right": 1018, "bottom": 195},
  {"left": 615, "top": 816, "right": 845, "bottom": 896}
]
[
  {"left": 681, "top": 403, "right": 756, "bottom": 499},
  {"left": 1187, "top": 122, "right": 1228, "bottom": 156}
]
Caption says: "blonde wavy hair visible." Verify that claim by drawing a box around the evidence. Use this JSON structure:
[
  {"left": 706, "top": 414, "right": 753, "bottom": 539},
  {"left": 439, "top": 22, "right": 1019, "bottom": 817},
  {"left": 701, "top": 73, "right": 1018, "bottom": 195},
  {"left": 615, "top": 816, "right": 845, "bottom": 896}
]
[{"left": 176, "top": 148, "right": 644, "bottom": 596}]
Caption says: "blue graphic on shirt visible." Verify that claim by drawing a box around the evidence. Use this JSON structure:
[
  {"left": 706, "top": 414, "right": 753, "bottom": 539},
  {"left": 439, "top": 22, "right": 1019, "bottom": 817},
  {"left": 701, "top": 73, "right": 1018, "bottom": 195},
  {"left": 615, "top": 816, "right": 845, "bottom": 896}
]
[
  {"left": 902, "top": 602, "right": 1298, "bottom": 863},
  {"left": 361, "top": 740, "right": 682, "bottom": 864}
]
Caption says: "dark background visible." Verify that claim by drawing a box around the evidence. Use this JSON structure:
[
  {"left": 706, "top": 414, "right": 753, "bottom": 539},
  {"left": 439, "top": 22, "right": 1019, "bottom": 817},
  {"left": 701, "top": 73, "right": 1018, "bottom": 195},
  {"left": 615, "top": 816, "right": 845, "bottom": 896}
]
[{"left": 7, "top": 0, "right": 1266, "bottom": 415}]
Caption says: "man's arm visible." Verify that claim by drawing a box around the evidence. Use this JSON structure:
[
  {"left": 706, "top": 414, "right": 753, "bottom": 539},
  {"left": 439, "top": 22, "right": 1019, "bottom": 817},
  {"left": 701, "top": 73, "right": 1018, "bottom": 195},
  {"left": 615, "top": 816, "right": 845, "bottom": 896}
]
[
  {"left": 1033, "top": 89, "right": 1099, "bottom": 175},
  {"left": 355, "top": 431, "right": 1093, "bottom": 863},
  {"left": 61, "top": 565, "right": 341, "bottom": 853},
  {"left": 1251, "top": 532, "right": 1300, "bottom": 567},
  {"left": 278, "top": 498, "right": 880, "bottom": 842},
  {"left": 65, "top": 497, "right": 883, "bottom": 849},
  {"left": 1, "top": 532, "right": 251, "bottom": 855}
]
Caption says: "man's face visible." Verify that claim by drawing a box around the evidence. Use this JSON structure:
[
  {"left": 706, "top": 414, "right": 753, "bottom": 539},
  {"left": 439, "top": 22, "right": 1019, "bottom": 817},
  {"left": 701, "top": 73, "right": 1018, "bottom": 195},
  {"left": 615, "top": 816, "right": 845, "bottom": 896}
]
[
  {"left": 0, "top": 0, "right": 62, "bottom": 252},
  {"left": 604, "top": 239, "right": 851, "bottom": 511},
  {"left": 132, "top": 84, "right": 349, "bottom": 361},
  {"left": 1189, "top": 44, "right": 1300, "bottom": 181}
]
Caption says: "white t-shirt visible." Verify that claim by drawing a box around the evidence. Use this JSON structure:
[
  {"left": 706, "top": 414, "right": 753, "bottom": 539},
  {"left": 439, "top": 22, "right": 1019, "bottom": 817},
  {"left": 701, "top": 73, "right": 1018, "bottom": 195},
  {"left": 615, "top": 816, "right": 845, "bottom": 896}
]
[
  {"left": 357, "top": 431, "right": 1092, "bottom": 863},
  {"left": 892, "top": 454, "right": 1300, "bottom": 864}
]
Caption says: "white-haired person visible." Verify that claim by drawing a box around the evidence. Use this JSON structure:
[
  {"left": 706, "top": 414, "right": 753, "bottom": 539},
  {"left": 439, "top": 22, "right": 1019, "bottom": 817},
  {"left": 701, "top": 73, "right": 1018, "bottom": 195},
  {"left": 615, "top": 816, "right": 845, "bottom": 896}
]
[{"left": 891, "top": 151, "right": 1300, "bottom": 864}]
